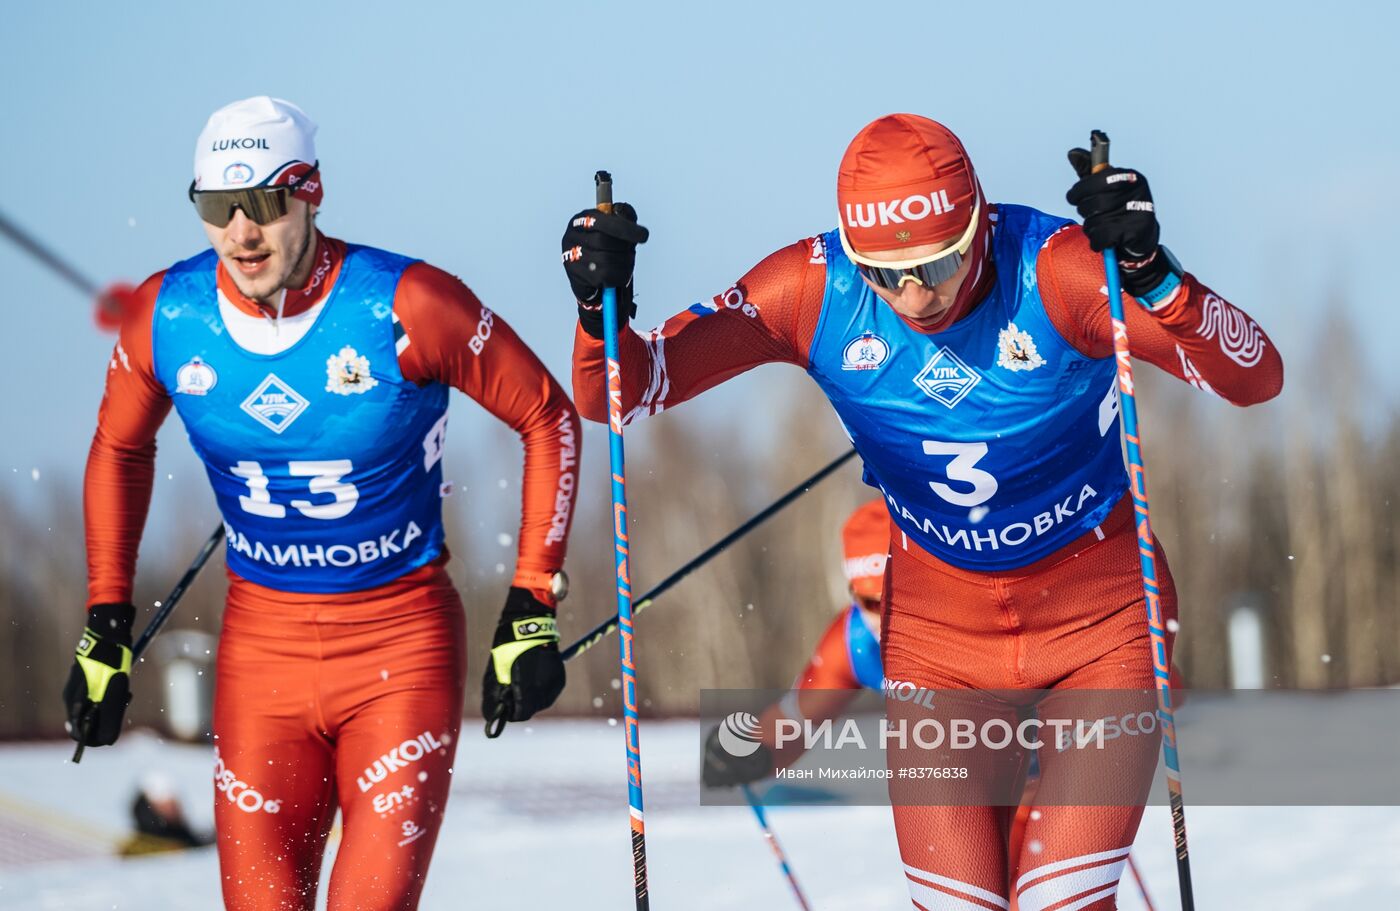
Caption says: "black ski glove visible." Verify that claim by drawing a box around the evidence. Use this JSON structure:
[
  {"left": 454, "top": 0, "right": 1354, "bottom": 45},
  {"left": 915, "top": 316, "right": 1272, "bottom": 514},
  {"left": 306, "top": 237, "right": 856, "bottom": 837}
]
[
  {"left": 561, "top": 203, "right": 650, "bottom": 340},
  {"left": 63, "top": 602, "right": 135, "bottom": 747},
  {"left": 482, "top": 587, "right": 565, "bottom": 736},
  {"left": 1066, "top": 147, "right": 1173, "bottom": 298},
  {"left": 701, "top": 722, "right": 776, "bottom": 788}
]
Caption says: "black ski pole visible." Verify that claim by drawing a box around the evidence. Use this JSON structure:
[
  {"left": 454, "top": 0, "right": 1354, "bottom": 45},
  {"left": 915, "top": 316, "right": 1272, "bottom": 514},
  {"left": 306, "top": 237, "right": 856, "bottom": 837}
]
[
  {"left": 560, "top": 447, "right": 857, "bottom": 662},
  {"left": 0, "top": 208, "right": 99, "bottom": 296},
  {"left": 72, "top": 524, "right": 226, "bottom": 763},
  {"left": 0, "top": 208, "right": 227, "bottom": 762},
  {"left": 0, "top": 208, "right": 136, "bottom": 328}
]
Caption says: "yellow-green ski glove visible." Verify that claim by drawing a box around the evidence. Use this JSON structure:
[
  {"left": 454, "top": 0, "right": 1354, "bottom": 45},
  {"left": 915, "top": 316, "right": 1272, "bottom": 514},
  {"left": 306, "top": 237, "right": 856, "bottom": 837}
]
[
  {"left": 63, "top": 602, "right": 135, "bottom": 747},
  {"left": 482, "top": 587, "right": 564, "bottom": 736}
]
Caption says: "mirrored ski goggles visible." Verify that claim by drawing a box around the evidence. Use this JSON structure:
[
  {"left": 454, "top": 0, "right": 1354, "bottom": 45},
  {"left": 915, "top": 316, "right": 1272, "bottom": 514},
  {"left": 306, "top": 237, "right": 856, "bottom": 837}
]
[
  {"left": 188, "top": 163, "right": 319, "bottom": 228},
  {"left": 839, "top": 201, "right": 979, "bottom": 290}
]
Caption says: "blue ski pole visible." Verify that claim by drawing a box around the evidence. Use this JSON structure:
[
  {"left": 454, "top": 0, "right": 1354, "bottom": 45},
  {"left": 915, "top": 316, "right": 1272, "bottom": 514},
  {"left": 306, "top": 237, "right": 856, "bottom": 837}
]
[
  {"left": 1086, "top": 130, "right": 1195, "bottom": 911},
  {"left": 1126, "top": 853, "right": 1159, "bottom": 911},
  {"left": 594, "top": 169, "right": 651, "bottom": 910},
  {"left": 741, "top": 785, "right": 813, "bottom": 911}
]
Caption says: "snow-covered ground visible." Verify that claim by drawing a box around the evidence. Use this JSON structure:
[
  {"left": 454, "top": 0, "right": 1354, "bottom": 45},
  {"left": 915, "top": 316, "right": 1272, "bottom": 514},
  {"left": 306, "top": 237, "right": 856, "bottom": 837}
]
[{"left": 1, "top": 721, "right": 1396, "bottom": 909}]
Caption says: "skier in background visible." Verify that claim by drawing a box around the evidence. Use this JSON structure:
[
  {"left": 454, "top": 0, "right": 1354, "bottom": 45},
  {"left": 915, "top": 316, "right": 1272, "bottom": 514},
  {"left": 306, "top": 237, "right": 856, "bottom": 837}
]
[
  {"left": 63, "top": 96, "right": 579, "bottom": 910},
  {"left": 561, "top": 113, "right": 1282, "bottom": 909},
  {"left": 701, "top": 497, "right": 891, "bottom": 790},
  {"left": 120, "top": 773, "right": 215, "bottom": 856}
]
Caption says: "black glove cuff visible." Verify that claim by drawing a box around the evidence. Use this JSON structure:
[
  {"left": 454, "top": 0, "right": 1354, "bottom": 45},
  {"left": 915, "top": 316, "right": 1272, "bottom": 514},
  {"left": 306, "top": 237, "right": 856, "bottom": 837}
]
[
  {"left": 87, "top": 603, "right": 135, "bottom": 646},
  {"left": 1119, "top": 247, "right": 1173, "bottom": 298},
  {"left": 577, "top": 285, "right": 637, "bottom": 341},
  {"left": 492, "top": 587, "right": 559, "bottom": 649},
  {"left": 500, "top": 586, "right": 554, "bottom": 620}
]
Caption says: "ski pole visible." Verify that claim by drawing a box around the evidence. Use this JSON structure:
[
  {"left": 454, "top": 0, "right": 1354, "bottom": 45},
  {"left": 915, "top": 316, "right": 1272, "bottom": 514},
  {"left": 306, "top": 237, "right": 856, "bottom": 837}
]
[
  {"left": 741, "top": 784, "right": 813, "bottom": 911},
  {"left": 595, "top": 169, "right": 651, "bottom": 910},
  {"left": 5, "top": 211, "right": 229, "bottom": 764},
  {"left": 1087, "top": 130, "right": 1195, "bottom": 911},
  {"left": 0, "top": 208, "right": 99, "bottom": 296},
  {"left": 1126, "top": 853, "right": 1158, "bottom": 911},
  {"left": 0, "top": 208, "right": 134, "bottom": 329},
  {"left": 561, "top": 447, "right": 857, "bottom": 662},
  {"left": 72, "top": 524, "right": 226, "bottom": 763}
]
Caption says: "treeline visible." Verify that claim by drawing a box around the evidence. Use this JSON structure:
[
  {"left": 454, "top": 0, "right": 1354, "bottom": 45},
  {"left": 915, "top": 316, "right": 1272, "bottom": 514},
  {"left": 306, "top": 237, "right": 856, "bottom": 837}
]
[
  {"left": 2, "top": 321, "right": 1397, "bottom": 737},
  {"left": 1144, "top": 315, "right": 1400, "bottom": 689}
]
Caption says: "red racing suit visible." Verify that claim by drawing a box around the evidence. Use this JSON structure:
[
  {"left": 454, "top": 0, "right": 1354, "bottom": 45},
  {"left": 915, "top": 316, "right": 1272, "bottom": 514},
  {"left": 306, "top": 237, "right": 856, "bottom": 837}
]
[
  {"left": 87, "top": 233, "right": 580, "bottom": 910},
  {"left": 574, "top": 219, "right": 1281, "bottom": 910}
]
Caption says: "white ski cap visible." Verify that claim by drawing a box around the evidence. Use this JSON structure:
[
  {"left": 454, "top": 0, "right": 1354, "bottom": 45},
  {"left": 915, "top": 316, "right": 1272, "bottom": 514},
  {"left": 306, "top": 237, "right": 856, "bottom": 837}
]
[
  {"left": 193, "top": 96, "right": 318, "bottom": 192},
  {"left": 140, "top": 771, "right": 177, "bottom": 802}
]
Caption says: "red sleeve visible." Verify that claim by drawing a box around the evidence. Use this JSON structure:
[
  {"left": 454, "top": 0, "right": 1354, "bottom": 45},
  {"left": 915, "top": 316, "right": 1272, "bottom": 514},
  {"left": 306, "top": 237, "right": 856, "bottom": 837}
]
[
  {"left": 792, "top": 610, "right": 862, "bottom": 691},
  {"left": 757, "top": 609, "right": 862, "bottom": 757},
  {"left": 1038, "top": 226, "right": 1283, "bottom": 406},
  {"left": 84, "top": 271, "right": 172, "bottom": 607},
  {"left": 572, "top": 237, "right": 828, "bottom": 424},
  {"left": 394, "top": 262, "right": 580, "bottom": 605}
]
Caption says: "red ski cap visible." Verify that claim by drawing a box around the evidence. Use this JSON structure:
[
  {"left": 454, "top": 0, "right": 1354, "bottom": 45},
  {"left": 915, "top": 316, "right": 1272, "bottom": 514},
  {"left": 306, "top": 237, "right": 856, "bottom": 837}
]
[
  {"left": 842, "top": 499, "right": 892, "bottom": 601},
  {"left": 837, "top": 114, "right": 978, "bottom": 254}
]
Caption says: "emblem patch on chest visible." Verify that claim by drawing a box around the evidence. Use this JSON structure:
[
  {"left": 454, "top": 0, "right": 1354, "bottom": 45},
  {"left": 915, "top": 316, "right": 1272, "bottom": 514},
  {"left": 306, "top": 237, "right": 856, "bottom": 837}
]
[
  {"left": 240, "top": 373, "right": 310, "bottom": 434},
  {"left": 913, "top": 346, "right": 981, "bottom": 408},
  {"left": 175, "top": 356, "right": 218, "bottom": 395},
  {"left": 996, "top": 322, "right": 1046, "bottom": 372},
  {"left": 326, "top": 345, "right": 379, "bottom": 396},
  {"left": 841, "top": 332, "right": 890, "bottom": 371}
]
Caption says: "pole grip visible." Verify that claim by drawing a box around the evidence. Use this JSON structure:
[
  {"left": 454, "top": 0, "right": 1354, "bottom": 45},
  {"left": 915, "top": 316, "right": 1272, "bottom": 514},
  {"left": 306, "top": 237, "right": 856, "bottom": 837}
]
[
  {"left": 595, "top": 170, "right": 614, "bottom": 214},
  {"left": 1089, "top": 130, "right": 1111, "bottom": 174}
]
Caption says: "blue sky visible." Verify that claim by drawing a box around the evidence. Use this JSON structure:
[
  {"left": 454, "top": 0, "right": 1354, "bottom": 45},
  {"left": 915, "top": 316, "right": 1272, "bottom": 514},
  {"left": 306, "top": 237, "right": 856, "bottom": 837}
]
[{"left": 3, "top": 1, "right": 1397, "bottom": 520}]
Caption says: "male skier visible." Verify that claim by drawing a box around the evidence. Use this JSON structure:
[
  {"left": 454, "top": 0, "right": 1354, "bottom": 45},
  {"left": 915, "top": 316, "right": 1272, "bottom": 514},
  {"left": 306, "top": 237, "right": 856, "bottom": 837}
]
[
  {"left": 561, "top": 114, "right": 1281, "bottom": 909},
  {"left": 63, "top": 96, "right": 579, "bottom": 910}
]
